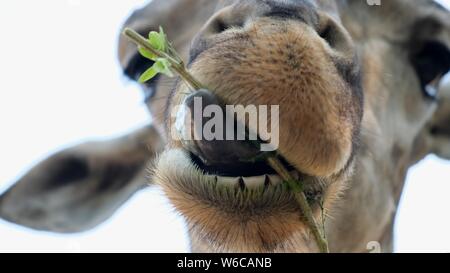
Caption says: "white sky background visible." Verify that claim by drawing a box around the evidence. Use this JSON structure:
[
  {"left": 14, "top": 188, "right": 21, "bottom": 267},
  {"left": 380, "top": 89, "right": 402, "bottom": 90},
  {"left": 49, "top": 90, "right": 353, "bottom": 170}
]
[{"left": 0, "top": 0, "right": 449, "bottom": 253}]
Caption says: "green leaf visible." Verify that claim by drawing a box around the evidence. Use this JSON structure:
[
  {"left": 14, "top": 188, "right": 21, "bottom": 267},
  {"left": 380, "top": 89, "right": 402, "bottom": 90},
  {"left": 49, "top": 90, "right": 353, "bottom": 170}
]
[
  {"left": 158, "top": 26, "right": 168, "bottom": 50},
  {"left": 138, "top": 46, "right": 157, "bottom": 60},
  {"left": 137, "top": 27, "right": 174, "bottom": 83},
  {"left": 138, "top": 66, "right": 158, "bottom": 83},
  {"left": 154, "top": 58, "right": 174, "bottom": 77},
  {"left": 148, "top": 30, "right": 166, "bottom": 51},
  {"left": 138, "top": 58, "right": 174, "bottom": 83}
]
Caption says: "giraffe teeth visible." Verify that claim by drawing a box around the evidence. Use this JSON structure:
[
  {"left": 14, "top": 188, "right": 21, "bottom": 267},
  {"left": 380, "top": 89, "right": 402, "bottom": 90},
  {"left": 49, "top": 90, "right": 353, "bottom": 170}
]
[
  {"left": 242, "top": 175, "right": 266, "bottom": 189},
  {"left": 216, "top": 176, "right": 239, "bottom": 186},
  {"left": 213, "top": 171, "right": 301, "bottom": 189}
]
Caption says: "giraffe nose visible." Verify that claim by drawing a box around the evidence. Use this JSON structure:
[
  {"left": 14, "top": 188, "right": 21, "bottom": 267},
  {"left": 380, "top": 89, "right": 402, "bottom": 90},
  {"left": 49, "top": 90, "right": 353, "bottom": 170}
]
[
  {"left": 196, "top": 0, "right": 318, "bottom": 36},
  {"left": 190, "top": 0, "right": 353, "bottom": 63}
]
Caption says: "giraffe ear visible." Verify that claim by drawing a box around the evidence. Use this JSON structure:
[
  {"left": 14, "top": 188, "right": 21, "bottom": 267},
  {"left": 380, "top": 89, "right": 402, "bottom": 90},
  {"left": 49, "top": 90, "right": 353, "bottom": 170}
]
[
  {"left": 428, "top": 79, "right": 450, "bottom": 159},
  {"left": 0, "top": 125, "right": 163, "bottom": 233}
]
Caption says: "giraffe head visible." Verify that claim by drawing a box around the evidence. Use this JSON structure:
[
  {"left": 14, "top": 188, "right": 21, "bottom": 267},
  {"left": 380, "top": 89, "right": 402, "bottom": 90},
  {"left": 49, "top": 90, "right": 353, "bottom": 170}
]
[{"left": 1, "top": 0, "right": 449, "bottom": 253}]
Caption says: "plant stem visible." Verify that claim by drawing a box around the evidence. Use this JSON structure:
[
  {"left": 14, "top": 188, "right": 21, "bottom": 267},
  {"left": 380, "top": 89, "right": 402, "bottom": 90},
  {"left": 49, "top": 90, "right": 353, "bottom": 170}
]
[
  {"left": 266, "top": 157, "right": 329, "bottom": 253},
  {"left": 123, "top": 28, "right": 204, "bottom": 91},
  {"left": 123, "top": 28, "right": 329, "bottom": 253}
]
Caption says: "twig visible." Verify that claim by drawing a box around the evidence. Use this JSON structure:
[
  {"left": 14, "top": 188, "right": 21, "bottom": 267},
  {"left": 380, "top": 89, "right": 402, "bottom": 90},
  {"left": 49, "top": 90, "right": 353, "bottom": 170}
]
[
  {"left": 122, "top": 28, "right": 329, "bottom": 253},
  {"left": 123, "top": 28, "right": 204, "bottom": 91},
  {"left": 266, "top": 157, "right": 329, "bottom": 253}
]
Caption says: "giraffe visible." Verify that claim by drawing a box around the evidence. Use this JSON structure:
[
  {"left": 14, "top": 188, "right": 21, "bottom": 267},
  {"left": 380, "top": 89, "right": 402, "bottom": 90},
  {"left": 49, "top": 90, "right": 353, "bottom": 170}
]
[{"left": 1, "top": 0, "right": 449, "bottom": 252}]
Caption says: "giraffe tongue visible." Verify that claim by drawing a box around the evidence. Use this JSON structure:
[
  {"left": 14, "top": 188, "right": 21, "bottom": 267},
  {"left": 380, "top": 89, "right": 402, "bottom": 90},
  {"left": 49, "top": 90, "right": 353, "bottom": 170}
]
[{"left": 176, "top": 89, "right": 265, "bottom": 169}]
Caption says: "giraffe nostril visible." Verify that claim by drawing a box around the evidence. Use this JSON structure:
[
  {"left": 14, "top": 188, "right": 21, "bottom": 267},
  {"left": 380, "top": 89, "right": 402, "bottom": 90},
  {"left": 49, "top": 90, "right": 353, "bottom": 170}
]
[
  {"left": 197, "top": 5, "right": 247, "bottom": 38},
  {"left": 214, "top": 18, "right": 233, "bottom": 34},
  {"left": 319, "top": 23, "right": 334, "bottom": 45},
  {"left": 207, "top": 15, "right": 246, "bottom": 36},
  {"left": 317, "top": 14, "right": 353, "bottom": 55}
]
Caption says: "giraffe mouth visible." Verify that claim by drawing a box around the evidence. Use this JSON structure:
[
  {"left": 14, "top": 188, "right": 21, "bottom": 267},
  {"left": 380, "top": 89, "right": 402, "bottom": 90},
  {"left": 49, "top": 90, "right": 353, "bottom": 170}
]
[
  {"left": 189, "top": 151, "right": 301, "bottom": 190},
  {"left": 189, "top": 150, "right": 298, "bottom": 176},
  {"left": 153, "top": 148, "right": 334, "bottom": 253},
  {"left": 153, "top": 148, "right": 327, "bottom": 204}
]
